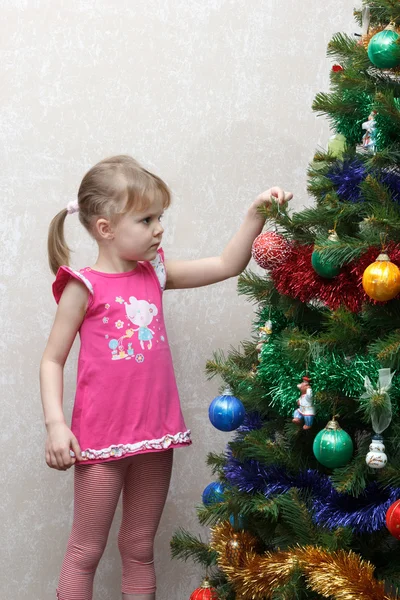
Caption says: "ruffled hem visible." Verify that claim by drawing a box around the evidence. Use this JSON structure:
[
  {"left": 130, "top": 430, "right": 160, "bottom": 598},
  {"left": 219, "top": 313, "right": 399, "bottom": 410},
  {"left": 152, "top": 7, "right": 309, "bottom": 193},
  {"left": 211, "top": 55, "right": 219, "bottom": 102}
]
[{"left": 81, "top": 430, "right": 191, "bottom": 460}]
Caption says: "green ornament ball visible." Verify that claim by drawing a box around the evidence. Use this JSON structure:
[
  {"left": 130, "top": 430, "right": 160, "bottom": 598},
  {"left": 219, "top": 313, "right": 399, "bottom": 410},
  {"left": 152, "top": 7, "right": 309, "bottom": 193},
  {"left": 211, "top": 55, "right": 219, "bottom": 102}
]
[
  {"left": 311, "top": 249, "right": 341, "bottom": 279},
  {"left": 367, "top": 28, "right": 400, "bottom": 69},
  {"left": 313, "top": 419, "right": 354, "bottom": 469}
]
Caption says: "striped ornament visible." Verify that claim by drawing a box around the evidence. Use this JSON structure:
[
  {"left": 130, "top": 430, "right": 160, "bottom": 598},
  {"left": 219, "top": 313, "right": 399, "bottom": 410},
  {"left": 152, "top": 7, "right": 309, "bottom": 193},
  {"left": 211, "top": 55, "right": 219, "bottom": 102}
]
[{"left": 190, "top": 580, "right": 219, "bottom": 599}]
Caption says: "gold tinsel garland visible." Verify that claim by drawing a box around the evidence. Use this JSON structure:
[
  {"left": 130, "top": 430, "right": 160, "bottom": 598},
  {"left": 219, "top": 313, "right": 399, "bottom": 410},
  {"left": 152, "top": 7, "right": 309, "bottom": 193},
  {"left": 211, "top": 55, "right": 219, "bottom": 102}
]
[{"left": 210, "top": 521, "right": 396, "bottom": 600}]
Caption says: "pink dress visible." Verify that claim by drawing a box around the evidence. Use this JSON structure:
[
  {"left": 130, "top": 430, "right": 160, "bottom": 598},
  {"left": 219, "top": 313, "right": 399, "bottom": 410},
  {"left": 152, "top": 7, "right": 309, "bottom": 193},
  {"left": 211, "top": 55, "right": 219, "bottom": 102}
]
[{"left": 53, "top": 249, "right": 191, "bottom": 464}]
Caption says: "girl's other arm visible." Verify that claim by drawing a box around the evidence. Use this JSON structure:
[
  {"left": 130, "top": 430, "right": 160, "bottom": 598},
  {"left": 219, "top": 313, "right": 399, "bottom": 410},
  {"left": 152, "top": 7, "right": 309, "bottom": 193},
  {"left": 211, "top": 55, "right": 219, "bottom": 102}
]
[
  {"left": 40, "top": 279, "right": 88, "bottom": 470},
  {"left": 165, "top": 187, "right": 292, "bottom": 290}
]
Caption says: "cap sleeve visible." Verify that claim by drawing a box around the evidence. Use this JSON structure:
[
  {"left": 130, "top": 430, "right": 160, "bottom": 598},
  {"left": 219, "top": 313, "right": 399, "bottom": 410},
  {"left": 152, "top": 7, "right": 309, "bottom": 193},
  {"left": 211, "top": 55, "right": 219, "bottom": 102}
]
[
  {"left": 150, "top": 248, "right": 167, "bottom": 291},
  {"left": 52, "top": 266, "right": 94, "bottom": 305}
]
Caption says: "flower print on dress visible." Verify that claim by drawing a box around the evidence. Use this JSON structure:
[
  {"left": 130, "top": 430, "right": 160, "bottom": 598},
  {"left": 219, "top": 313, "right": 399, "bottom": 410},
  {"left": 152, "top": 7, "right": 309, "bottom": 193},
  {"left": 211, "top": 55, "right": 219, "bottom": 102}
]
[
  {"left": 136, "top": 354, "right": 144, "bottom": 363},
  {"left": 116, "top": 296, "right": 124, "bottom": 304},
  {"left": 102, "top": 317, "right": 109, "bottom": 324},
  {"left": 105, "top": 303, "right": 110, "bottom": 309},
  {"left": 125, "top": 296, "right": 158, "bottom": 350},
  {"left": 108, "top": 328, "right": 135, "bottom": 361},
  {"left": 115, "top": 320, "right": 124, "bottom": 329}
]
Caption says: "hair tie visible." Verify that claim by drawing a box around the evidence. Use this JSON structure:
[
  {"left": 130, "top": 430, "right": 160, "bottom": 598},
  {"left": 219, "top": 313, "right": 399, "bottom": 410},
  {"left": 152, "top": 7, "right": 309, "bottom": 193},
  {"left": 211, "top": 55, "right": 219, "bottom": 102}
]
[{"left": 66, "top": 200, "right": 79, "bottom": 215}]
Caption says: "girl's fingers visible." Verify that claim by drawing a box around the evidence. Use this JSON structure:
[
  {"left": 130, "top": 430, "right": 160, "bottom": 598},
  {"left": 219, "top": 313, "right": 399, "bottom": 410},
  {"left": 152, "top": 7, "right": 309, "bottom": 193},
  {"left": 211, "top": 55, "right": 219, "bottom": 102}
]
[
  {"left": 283, "top": 191, "right": 293, "bottom": 202},
  {"left": 271, "top": 188, "right": 285, "bottom": 203},
  {"left": 55, "top": 450, "right": 68, "bottom": 470},
  {"left": 49, "top": 452, "right": 59, "bottom": 470},
  {"left": 70, "top": 436, "right": 84, "bottom": 461}
]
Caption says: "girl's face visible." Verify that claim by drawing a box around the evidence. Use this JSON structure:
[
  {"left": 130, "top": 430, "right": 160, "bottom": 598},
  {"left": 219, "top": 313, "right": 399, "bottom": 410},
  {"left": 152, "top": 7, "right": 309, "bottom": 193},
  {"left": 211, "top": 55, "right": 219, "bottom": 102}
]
[{"left": 111, "top": 194, "right": 165, "bottom": 262}]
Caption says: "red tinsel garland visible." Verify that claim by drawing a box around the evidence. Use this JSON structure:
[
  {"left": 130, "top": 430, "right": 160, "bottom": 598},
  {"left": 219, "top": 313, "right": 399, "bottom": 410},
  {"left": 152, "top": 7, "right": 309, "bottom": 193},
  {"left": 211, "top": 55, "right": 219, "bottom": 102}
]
[{"left": 269, "top": 243, "right": 400, "bottom": 312}]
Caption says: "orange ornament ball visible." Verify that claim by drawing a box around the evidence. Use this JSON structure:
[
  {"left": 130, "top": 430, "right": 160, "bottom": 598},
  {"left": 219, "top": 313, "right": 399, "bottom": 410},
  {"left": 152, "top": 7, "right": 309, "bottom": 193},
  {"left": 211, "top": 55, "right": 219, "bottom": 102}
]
[
  {"left": 362, "top": 252, "right": 400, "bottom": 302},
  {"left": 386, "top": 499, "right": 400, "bottom": 539}
]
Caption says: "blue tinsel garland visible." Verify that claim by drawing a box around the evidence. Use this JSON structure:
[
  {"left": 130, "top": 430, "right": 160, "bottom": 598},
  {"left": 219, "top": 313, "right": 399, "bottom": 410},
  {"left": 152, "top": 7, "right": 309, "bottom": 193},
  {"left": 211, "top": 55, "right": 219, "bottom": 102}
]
[
  {"left": 224, "top": 451, "right": 398, "bottom": 534},
  {"left": 325, "top": 157, "right": 400, "bottom": 204}
]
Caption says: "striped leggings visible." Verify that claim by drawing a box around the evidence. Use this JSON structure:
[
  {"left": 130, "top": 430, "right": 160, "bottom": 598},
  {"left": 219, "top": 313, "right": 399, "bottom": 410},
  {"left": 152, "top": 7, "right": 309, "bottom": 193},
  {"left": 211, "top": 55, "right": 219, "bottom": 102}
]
[{"left": 57, "top": 449, "right": 173, "bottom": 600}]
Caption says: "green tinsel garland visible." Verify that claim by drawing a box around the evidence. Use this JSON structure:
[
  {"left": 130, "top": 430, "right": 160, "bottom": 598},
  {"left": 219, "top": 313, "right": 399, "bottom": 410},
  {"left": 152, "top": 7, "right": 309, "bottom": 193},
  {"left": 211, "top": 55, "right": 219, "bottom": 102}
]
[{"left": 256, "top": 340, "right": 400, "bottom": 420}]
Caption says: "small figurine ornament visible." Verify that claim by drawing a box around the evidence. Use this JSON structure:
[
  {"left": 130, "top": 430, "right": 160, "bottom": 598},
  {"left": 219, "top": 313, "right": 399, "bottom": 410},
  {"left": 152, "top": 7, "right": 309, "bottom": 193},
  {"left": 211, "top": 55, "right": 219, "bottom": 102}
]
[
  {"left": 366, "top": 434, "right": 387, "bottom": 469},
  {"left": 256, "top": 320, "right": 273, "bottom": 358},
  {"left": 292, "top": 376, "right": 315, "bottom": 430},
  {"left": 361, "top": 110, "right": 377, "bottom": 153}
]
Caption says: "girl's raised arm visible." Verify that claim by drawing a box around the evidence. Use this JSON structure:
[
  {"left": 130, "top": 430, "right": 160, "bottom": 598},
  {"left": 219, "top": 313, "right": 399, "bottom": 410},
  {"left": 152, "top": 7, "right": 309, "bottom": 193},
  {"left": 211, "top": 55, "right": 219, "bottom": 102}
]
[{"left": 165, "top": 187, "right": 292, "bottom": 290}]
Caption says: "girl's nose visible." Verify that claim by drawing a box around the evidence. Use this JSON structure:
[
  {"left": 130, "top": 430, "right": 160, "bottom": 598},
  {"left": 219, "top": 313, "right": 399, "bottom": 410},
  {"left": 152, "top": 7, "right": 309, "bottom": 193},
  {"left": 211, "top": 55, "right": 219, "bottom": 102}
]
[{"left": 155, "top": 222, "right": 164, "bottom": 236}]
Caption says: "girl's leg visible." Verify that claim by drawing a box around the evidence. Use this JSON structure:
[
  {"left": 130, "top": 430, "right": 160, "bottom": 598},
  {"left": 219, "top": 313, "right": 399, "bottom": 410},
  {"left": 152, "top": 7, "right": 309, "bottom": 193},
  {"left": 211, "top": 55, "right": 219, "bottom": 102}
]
[
  {"left": 57, "top": 460, "right": 127, "bottom": 600},
  {"left": 118, "top": 449, "right": 174, "bottom": 600}
]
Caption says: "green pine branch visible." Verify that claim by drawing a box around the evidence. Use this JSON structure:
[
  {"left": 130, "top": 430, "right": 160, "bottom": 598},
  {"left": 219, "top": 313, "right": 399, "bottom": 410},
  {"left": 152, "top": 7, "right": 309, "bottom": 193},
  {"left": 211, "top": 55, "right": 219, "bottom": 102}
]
[
  {"left": 318, "top": 527, "right": 354, "bottom": 552},
  {"left": 274, "top": 489, "right": 317, "bottom": 547},
  {"left": 170, "top": 528, "right": 217, "bottom": 566},
  {"left": 368, "top": 147, "right": 400, "bottom": 170},
  {"left": 205, "top": 349, "right": 252, "bottom": 386},
  {"left": 330, "top": 434, "right": 370, "bottom": 496},
  {"left": 237, "top": 270, "right": 275, "bottom": 303},
  {"left": 197, "top": 501, "right": 232, "bottom": 527},
  {"left": 362, "top": 300, "right": 400, "bottom": 333},
  {"left": 280, "top": 329, "right": 323, "bottom": 367},
  {"left": 354, "top": 2, "right": 400, "bottom": 28},
  {"left": 369, "top": 329, "right": 400, "bottom": 369},
  {"left": 327, "top": 32, "right": 364, "bottom": 64},
  {"left": 270, "top": 569, "right": 313, "bottom": 600},
  {"left": 312, "top": 234, "right": 368, "bottom": 267},
  {"left": 229, "top": 428, "right": 292, "bottom": 468},
  {"left": 206, "top": 452, "right": 228, "bottom": 476},
  {"left": 320, "top": 308, "right": 366, "bottom": 351},
  {"left": 376, "top": 93, "right": 400, "bottom": 135}
]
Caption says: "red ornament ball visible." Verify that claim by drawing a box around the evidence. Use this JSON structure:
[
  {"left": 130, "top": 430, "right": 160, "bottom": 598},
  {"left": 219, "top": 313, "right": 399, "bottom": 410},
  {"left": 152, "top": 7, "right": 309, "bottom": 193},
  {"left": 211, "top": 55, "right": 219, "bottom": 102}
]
[
  {"left": 251, "top": 232, "right": 290, "bottom": 270},
  {"left": 386, "top": 500, "right": 400, "bottom": 539},
  {"left": 332, "top": 64, "right": 344, "bottom": 72},
  {"left": 190, "top": 580, "right": 219, "bottom": 600}
]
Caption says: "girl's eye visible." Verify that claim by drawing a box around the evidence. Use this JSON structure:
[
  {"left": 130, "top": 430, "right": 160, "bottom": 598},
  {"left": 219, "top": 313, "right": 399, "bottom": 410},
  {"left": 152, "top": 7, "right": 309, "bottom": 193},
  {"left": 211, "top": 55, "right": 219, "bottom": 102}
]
[
  {"left": 142, "top": 217, "right": 151, "bottom": 224},
  {"left": 158, "top": 215, "right": 164, "bottom": 222}
]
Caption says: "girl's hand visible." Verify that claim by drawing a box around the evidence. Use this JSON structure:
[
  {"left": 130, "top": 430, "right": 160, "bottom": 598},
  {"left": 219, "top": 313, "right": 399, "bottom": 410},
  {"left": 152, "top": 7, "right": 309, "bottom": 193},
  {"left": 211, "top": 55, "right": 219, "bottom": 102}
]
[
  {"left": 250, "top": 187, "right": 293, "bottom": 218},
  {"left": 45, "top": 422, "right": 85, "bottom": 470}
]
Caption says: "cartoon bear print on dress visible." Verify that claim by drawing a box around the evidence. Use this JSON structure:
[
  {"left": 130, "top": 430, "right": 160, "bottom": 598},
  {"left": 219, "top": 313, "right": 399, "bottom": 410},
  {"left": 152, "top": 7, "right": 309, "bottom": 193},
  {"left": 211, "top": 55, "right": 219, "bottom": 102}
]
[{"left": 125, "top": 296, "right": 158, "bottom": 350}]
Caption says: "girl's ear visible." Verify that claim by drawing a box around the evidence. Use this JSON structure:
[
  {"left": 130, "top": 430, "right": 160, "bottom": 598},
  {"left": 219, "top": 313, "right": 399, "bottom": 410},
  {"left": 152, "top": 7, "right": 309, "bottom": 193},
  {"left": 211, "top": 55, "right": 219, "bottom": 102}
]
[{"left": 95, "top": 218, "right": 114, "bottom": 240}]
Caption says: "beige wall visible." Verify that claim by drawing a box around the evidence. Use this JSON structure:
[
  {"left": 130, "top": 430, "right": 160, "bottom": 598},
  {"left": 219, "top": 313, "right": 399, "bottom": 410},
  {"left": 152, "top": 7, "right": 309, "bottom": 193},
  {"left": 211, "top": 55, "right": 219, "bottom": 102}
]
[{"left": 1, "top": 1, "right": 355, "bottom": 598}]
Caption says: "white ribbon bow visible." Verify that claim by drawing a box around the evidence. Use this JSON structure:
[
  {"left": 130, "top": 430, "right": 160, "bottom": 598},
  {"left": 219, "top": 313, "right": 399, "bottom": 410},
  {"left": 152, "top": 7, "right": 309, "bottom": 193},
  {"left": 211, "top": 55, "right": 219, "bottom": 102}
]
[{"left": 362, "top": 368, "right": 394, "bottom": 434}]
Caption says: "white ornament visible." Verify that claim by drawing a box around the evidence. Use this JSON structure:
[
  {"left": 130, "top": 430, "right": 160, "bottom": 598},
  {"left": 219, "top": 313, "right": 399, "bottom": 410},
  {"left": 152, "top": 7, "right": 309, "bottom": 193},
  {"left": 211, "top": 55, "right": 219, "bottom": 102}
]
[{"left": 366, "top": 436, "right": 387, "bottom": 469}]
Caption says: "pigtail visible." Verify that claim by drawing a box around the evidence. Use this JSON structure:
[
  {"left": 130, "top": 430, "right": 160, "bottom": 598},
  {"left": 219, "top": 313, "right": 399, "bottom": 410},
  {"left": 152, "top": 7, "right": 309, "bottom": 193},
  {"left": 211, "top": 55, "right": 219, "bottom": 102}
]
[{"left": 47, "top": 209, "right": 71, "bottom": 275}]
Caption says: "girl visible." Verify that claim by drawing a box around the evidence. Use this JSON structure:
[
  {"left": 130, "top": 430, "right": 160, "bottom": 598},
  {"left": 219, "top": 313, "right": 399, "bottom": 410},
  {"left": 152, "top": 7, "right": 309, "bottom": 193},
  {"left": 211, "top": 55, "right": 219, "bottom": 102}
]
[{"left": 40, "top": 155, "right": 292, "bottom": 600}]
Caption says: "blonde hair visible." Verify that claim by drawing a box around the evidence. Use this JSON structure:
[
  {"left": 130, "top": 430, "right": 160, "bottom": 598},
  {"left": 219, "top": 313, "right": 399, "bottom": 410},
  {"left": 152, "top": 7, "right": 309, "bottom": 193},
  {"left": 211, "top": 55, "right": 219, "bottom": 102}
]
[{"left": 47, "top": 155, "right": 171, "bottom": 275}]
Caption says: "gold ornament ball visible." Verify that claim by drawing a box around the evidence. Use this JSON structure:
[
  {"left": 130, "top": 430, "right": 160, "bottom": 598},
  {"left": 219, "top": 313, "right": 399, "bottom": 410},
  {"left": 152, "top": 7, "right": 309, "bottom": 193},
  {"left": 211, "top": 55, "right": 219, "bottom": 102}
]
[
  {"left": 225, "top": 533, "right": 246, "bottom": 567},
  {"left": 362, "top": 253, "right": 400, "bottom": 302}
]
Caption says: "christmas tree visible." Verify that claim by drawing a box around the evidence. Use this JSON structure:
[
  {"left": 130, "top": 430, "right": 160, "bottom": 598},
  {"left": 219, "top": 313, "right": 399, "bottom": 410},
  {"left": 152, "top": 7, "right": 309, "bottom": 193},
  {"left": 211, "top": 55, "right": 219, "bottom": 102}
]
[{"left": 172, "top": 3, "right": 400, "bottom": 599}]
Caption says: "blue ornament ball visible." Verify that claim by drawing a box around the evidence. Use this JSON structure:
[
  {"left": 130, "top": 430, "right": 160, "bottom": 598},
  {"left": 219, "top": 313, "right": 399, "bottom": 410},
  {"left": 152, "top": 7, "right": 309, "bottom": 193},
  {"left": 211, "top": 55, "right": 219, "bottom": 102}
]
[
  {"left": 202, "top": 482, "right": 225, "bottom": 506},
  {"left": 208, "top": 389, "right": 245, "bottom": 431}
]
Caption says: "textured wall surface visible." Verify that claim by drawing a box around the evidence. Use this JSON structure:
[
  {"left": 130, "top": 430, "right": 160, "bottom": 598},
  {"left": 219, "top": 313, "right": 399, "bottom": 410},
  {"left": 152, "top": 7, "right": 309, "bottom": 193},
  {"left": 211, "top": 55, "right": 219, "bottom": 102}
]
[{"left": 0, "top": 1, "right": 355, "bottom": 598}]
